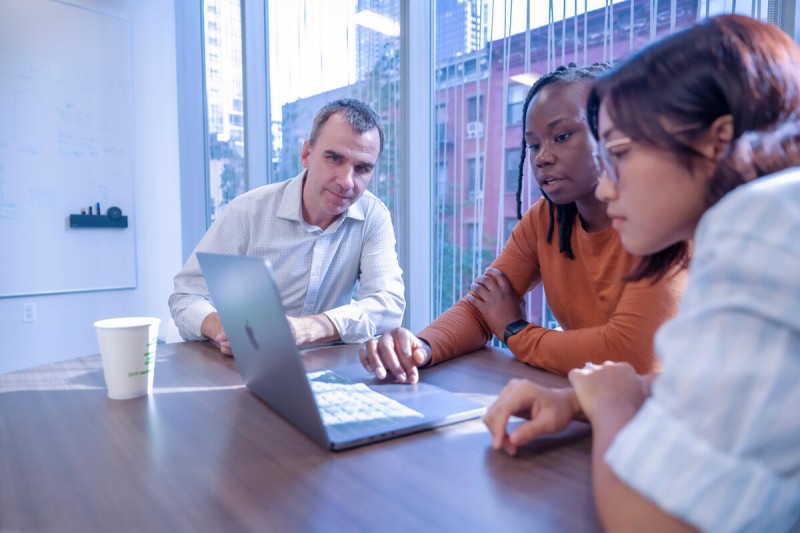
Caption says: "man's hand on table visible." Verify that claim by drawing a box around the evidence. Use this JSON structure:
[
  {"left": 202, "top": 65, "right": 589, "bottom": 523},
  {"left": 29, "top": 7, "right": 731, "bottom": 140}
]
[{"left": 201, "top": 312, "right": 232, "bottom": 356}]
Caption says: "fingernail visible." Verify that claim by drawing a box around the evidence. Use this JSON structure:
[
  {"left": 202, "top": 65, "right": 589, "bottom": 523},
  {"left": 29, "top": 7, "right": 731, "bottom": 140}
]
[
  {"left": 397, "top": 372, "right": 407, "bottom": 383},
  {"left": 365, "top": 363, "right": 373, "bottom": 372},
  {"left": 377, "top": 368, "right": 386, "bottom": 379}
]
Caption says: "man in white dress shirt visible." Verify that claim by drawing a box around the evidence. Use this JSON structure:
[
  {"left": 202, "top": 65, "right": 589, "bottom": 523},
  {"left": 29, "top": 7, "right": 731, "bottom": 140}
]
[{"left": 169, "top": 99, "right": 405, "bottom": 354}]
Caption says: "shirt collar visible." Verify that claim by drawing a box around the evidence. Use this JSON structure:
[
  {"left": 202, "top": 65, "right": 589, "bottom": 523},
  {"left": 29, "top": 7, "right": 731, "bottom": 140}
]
[{"left": 276, "top": 170, "right": 366, "bottom": 228}]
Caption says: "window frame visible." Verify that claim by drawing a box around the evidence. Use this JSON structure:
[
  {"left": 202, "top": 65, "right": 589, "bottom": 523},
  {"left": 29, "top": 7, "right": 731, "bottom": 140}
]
[
  {"left": 401, "top": 0, "right": 434, "bottom": 331},
  {"left": 175, "top": 0, "right": 210, "bottom": 262}
]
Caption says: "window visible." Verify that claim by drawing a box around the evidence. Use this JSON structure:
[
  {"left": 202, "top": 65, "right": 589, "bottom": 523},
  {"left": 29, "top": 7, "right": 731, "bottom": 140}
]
[
  {"left": 267, "top": 0, "right": 403, "bottom": 242},
  {"left": 431, "top": 0, "right": 700, "bottom": 319},
  {"left": 210, "top": 104, "right": 222, "bottom": 130},
  {"left": 435, "top": 123, "right": 448, "bottom": 144},
  {"left": 464, "top": 58, "right": 476, "bottom": 76},
  {"left": 466, "top": 222, "right": 478, "bottom": 253},
  {"left": 466, "top": 156, "right": 484, "bottom": 200},
  {"left": 506, "top": 83, "right": 525, "bottom": 125},
  {"left": 504, "top": 217, "right": 517, "bottom": 243},
  {"left": 505, "top": 147, "right": 520, "bottom": 193},
  {"left": 466, "top": 94, "right": 483, "bottom": 123},
  {"left": 203, "top": 0, "right": 245, "bottom": 220},
  {"left": 180, "top": 0, "right": 726, "bottom": 322},
  {"left": 436, "top": 161, "right": 448, "bottom": 202},
  {"left": 436, "top": 102, "right": 448, "bottom": 123}
]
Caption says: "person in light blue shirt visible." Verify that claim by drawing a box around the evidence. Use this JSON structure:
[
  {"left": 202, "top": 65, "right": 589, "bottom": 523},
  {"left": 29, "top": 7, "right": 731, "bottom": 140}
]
[
  {"left": 483, "top": 14, "right": 800, "bottom": 532},
  {"left": 601, "top": 142, "right": 800, "bottom": 532},
  {"left": 170, "top": 99, "right": 405, "bottom": 354}
]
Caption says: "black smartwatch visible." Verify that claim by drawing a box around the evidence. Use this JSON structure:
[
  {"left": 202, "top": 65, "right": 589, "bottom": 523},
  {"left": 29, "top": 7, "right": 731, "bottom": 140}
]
[
  {"left": 503, "top": 319, "right": 529, "bottom": 345},
  {"left": 417, "top": 336, "right": 433, "bottom": 368}
]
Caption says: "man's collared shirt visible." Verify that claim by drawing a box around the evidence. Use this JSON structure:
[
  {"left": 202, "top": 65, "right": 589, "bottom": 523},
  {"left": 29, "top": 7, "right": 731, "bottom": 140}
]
[{"left": 169, "top": 171, "right": 405, "bottom": 344}]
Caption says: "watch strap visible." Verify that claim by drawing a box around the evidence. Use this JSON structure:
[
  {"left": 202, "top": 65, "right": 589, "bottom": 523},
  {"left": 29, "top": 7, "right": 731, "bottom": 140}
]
[{"left": 416, "top": 336, "right": 433, "bottom": 368}]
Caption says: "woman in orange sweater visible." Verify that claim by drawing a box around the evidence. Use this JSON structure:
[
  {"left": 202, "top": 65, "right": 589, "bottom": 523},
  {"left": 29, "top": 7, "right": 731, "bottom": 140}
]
[{"left": 360, "top": 64, "right": 686, "bottom": 384}]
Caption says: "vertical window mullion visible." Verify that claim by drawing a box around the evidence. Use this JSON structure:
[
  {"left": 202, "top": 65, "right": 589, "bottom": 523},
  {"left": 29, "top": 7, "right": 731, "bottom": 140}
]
[{"left": 402, "top": 0, "right": 433, "bottom": 331}]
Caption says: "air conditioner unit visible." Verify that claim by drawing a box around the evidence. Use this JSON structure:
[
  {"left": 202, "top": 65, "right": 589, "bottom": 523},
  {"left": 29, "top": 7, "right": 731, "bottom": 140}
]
[{"left": 466, "top": 121, "right": 484, "bottom": 139}]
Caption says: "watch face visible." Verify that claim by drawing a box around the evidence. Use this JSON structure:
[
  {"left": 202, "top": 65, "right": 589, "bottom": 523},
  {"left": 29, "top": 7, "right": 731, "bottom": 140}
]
[
  {"left": 508, "top": 319, "right": 528, "bottom": 333},
  {"left": 504, "top": 319, "right": 529, "bottom": 344}
]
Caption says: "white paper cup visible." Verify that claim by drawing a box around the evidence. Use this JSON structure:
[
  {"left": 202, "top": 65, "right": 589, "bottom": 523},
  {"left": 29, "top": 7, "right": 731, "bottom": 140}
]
[{"left": 94, "top": 317, "right": 160, "bottom": 400}]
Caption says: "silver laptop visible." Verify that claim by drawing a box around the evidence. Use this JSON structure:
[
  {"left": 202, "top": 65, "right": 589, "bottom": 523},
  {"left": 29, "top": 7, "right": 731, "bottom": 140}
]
[{"left": 196, "top": 252, "right": 485, "bottom": 451}]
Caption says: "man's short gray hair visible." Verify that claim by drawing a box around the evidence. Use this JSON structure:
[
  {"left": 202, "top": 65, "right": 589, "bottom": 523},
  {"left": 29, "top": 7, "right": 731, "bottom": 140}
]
[{"left": 309, "top": 98, "right": 384, "bottom": 154}]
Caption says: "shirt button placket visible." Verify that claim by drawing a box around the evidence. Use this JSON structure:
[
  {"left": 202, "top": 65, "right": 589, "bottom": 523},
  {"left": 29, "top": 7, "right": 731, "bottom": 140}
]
[{"left": 303, "top": 233, "right": 325, "bottom": 314}]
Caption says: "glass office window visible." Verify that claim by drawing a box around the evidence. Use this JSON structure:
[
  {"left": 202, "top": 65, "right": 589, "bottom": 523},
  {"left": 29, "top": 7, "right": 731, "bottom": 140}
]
[
  {"left": 431, "top": 0, "right": 701, "bottom": 321},
  {"left": 203, "top": 0, "right": 246, "bottom": 222},
  {"left": 187, "top": 0, "right": 780, "bottom": 320},
  {"left": 266, "top": 0, "right": 403, "bottom": 242}
]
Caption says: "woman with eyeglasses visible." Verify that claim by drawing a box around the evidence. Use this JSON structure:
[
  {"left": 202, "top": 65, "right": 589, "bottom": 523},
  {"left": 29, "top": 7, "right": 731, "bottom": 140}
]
[{"left": 484, "top": 14, "right": 800, "bottom": 532}]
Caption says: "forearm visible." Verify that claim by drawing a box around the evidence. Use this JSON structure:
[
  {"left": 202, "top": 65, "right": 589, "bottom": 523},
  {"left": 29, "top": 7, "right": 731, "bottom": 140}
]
[
  {"left": 343, "top": 204, "right": 405, "bottom": 343},
  {"left": 418, "top": 299, "right": 494, "bottom": 365},
  {"left": 290, "top": 314, "right": 341, "bottom": 345},
  {"left": 169, "top": 292, "right": 216, "bottom": 341},
  {"left": 170, "top": 249, "right": 223, "bottom": 341},
  {"left": 324, "top": 290, "right": 404, "bottom": 344},
  {"left": 589, "top": 407, "right": 696, "bottom": 533},
  {"left": 510, "top": 270, "right": 684, "bottom": 375},
  {"left": 200, "top": 312, "right": 226, "bottom": 339},
  {"left": 508, "top": 322, "right": 657, "bottom": 375}
]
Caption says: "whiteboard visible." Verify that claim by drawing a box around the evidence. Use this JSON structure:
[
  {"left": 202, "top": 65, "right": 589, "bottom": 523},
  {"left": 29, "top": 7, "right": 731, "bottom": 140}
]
[{"left": 0, "top": 0, "right": 136, "bottom": 297}]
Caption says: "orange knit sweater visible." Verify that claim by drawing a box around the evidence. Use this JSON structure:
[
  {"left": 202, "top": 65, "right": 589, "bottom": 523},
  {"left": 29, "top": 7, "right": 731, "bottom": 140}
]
[{"left": 420, "top": 198, "right": 686, "bottom": 375}]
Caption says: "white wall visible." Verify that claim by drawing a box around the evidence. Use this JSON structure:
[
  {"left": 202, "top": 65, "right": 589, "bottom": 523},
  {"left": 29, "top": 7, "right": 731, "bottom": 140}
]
[{"left": 0, "top": 0, "right": 183, "bottom": 374}]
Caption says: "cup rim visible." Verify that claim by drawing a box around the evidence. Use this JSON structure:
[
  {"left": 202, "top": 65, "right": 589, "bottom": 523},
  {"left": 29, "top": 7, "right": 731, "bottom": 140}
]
[{"left": 94, "top": 317, "right": 161, "bottom": 330}]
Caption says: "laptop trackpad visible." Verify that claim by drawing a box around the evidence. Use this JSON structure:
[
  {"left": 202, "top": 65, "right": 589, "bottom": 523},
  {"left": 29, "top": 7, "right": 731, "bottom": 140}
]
[{"left": 320, "top": 363, "right": 485, "bottom": 440}]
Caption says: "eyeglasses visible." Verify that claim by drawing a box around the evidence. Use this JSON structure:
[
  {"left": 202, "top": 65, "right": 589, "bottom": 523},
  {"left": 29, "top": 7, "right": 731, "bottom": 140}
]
[{"left": 592, "top": 137, "right": 632, "bottom": 185}]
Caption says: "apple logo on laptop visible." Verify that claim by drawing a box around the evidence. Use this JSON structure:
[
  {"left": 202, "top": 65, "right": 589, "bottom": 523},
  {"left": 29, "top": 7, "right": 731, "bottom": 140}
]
[{"left": 245, "top": 320, "right": 259, "bottom": 350}]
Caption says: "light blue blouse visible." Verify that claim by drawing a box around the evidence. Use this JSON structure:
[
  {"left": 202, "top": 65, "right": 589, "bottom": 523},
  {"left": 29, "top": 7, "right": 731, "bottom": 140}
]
[{"left": 606, "top": 169, "right": 800, "bottom": 532}]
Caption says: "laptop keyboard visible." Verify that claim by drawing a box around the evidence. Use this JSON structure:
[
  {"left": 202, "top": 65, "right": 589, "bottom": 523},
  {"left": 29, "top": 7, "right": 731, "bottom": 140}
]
[{"left": 307, "top": 370, "right": 423, "bottom": 431}]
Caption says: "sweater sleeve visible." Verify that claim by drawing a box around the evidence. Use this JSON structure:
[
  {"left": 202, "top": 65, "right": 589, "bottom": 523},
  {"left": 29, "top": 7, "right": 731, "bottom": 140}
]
[
  {"left": 506, "top": 269, "right": 685, "bottom": 375},
  {"left": 420, "top": 207, "right": 543, "bottom": 364}
]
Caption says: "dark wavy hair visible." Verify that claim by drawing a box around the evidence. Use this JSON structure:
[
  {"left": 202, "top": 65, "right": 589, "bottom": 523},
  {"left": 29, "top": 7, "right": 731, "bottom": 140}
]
[
  {"left": 587, "top": 14, "right": 800, "bottom": 281},
  {"left": 515, "top": 62, "right": 610, "bottom": 260}
]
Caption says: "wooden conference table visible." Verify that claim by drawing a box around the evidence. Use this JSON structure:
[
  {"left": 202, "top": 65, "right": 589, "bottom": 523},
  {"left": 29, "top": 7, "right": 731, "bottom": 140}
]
[{"left": 0, "top": 341, "right": 600, "bottom": 532}]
